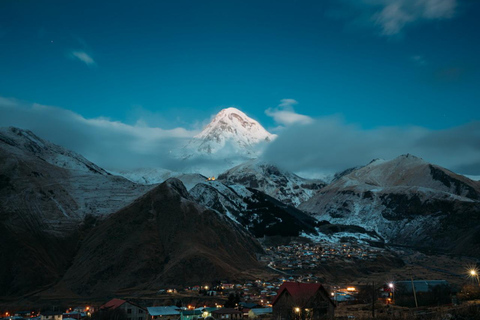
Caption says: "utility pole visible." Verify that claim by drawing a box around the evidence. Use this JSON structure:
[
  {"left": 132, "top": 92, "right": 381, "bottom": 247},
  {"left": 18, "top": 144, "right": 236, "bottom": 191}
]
[
  {"left": 411, "top": 277, "right": 418, "bottom": 308},
  {"left": 371, "top": 281, "right": 375, "bottom": 318}
]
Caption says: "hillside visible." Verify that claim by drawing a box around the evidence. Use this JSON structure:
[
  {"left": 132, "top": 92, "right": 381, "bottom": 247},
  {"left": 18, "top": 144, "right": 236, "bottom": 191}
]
[
  {"left": 218, "top": 159, "right": 325, "bottom": 207},
  {"left": 300, "top": 154, "right": 480, "bottom": 257},
  {"left": 61, "top": 179, "right": 264, "bottom": 296}
]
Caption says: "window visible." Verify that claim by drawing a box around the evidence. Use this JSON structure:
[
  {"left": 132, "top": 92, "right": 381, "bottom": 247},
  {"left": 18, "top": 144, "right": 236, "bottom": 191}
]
[
  {"left": 139, "top": 317, "right": 143, "bottom": 320},
  {"left": 127, "top": 308, "right": 132, "bottom": 314},
  {"left": 139, "top": 309, "right": 144, "bottom": 313}
]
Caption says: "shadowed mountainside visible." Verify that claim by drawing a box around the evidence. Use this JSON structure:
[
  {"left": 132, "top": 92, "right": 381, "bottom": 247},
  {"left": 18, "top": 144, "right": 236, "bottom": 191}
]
[{"left": 60, "top": 178, "right": 264, "bottom": 296}]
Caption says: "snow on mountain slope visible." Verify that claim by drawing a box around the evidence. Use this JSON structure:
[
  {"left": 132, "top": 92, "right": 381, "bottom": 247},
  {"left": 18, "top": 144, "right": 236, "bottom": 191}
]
[
  {"left": 60, "top": 178, "right": 264, "bottom": 296},
  {"left": 300, "top": 154, "right": 480, "bottom": 256},
  {"left": 110, "top": 167, "right": 176, "bottom": 185},
  {"left": 0, "top": 127, "right": 108, "bottom": 175},
  {"left": 181, "top": 108, "right": 276, "bottom": 159},
  {"left": 0, "top": 127, "right": 152, "bottom": 234},
  {"left": 189, "top": 180, "right": 318, "bottom": 238},
  {"left": 218, "top": 159, "right": 326, "bottom": 207}
]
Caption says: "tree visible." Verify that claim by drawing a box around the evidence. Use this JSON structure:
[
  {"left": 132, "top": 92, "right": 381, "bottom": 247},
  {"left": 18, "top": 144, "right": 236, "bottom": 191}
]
[{"left": 225, "top": 292, "right": 241, "bottom": 308}]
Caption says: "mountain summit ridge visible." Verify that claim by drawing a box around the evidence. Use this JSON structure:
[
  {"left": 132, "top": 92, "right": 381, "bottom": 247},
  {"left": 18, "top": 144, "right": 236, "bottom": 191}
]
[{"left": 182, "top": 107, "right": 276, "bottom": 159}]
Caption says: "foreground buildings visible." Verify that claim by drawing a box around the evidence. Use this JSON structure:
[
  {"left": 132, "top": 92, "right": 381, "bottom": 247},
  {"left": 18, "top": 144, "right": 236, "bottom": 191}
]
[{"left": 272, "top": 282, "right": 335, "bottom": 320}]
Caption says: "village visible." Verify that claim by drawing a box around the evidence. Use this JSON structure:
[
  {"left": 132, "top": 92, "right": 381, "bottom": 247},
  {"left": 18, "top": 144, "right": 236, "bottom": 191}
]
[
  {"left": 261, "top": 241, "right": 385, "bottom": 272},
  {"left": 2, "top": 272, "right": 480, "bottom": 320},
  {"left": 1, "top": 240, "right": 479, "bottom": 320}
]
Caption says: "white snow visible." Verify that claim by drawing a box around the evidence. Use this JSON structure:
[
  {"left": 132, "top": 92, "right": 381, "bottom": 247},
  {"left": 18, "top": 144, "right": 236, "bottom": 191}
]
[{"left": 180, "top": 107, "right": 276, "bottom": 159}]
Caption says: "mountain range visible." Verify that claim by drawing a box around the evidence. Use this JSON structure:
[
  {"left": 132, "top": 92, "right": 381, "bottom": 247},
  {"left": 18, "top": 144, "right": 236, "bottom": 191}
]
[{"left": 1, "top": 107, "right": 480, "bottom": 298}]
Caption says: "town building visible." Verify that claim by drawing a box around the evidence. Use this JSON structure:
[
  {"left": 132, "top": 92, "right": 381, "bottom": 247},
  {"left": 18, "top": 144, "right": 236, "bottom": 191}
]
[
  {"left": 40, "top": 311, "right": 63, "bottom": 320},
  {"left": 248, "top": 308, "right": 272, "bottom": 319},
  {"left": 272, "top": 282, "right": 335, "bottom": 320},
  {"left": 211, "top": 308, "right": 242, "bottom": 320},
  {"left": 101, "top": 298, "right": 147, "bottom": 320},
  {"left": 147, "top": 306, "right": 180, "bottom": 320}
]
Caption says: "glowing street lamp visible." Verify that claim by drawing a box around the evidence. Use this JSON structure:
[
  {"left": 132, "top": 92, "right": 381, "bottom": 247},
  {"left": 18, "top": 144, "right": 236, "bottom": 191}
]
[
  {"left": 294, "top": 307, "right": 300, "bottom": 313},
  {"left": 470, "top": 269, "right": 480, "bottom": 286},
  {"left": 388, "top": 283, "right": 395, "bottom": 303}
]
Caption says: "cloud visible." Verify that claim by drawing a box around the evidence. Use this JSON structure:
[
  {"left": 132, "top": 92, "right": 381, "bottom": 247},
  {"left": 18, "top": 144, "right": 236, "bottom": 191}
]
[
  {"left": 411, "top": 55, "right": 427, "bottom": 66},
  {"left": 261, "top": 115, "right": 480, "bottom": 176},
  {"left": 0, "top": 97, "right": 198, "bottom": 171},
  {"left": 330, "top": 0, "right": 458, "bottom": 36},
  {"left": 265, "top": 99, "right": 314, "bottom": 127},
  {"left": 70, "top": 51, "right": 96, "bottom": 66}
]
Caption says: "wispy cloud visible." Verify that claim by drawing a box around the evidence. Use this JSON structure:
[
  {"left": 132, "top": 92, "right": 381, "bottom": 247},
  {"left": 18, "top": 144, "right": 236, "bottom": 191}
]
[
  {"left": 0, "top": 97, "right": 197, "bottom": 170},
  {"left": 265, "top": 99, "right": 313, "bottom": 127},
  {"left": 411, "top": 55, "right": 427, "bottom": 66},
  {"left": 330, "top": 0, "right": 458, "bottom": 36},
  {"left": 262, "top": 115, "right": 480, "bottom": 176},
  {"left": 70, "top": 51, "right": 96, "bottom": 66}
]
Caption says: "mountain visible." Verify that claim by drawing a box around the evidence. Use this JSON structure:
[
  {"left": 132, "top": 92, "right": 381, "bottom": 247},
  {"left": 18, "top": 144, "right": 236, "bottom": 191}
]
[
  {"left": 218, "top": 159, "right": 326, "bottom": 207},
  {"left": 0, "top": 127, "right": 152, "bottom": 296},
  {"left": 110, "top": 168, "right": 208, "bottom": 189},
  {"left": 189, "top": 180, "right": 318, "bottom": 238},
  {"left": 181, "top": 108, "right": 275, "bottom": 160},
  {"left": 110, "top": 167, "right": 176, "bottom": 185},
  {"left": 0, "top": 127, "right": 152, "bottom": 232},
  {"left": 300, "top": 154, "right": 480, "bottom": 256},
  {"left": 61, "top": 178, "right": 264, "bottom": 296}
]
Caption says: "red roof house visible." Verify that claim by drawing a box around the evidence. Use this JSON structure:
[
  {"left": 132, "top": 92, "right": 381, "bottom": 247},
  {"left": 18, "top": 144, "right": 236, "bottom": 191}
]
[{"left": 272, "top": 282, "right": 335, "bottom": 320}]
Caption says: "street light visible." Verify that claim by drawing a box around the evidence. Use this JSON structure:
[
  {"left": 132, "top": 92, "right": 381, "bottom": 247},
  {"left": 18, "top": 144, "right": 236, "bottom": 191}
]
[
  {"left": 470, "top": 269, "right": 480, "bottom": 286},
  {"left": 388, "top": 283, "right": 395, "bottom": 304}
]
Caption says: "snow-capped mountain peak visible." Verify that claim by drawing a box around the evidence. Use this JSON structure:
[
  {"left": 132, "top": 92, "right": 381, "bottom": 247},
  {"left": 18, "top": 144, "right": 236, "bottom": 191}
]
[{"left": 182, "top": 107, "right": 276, "bottom": 159}]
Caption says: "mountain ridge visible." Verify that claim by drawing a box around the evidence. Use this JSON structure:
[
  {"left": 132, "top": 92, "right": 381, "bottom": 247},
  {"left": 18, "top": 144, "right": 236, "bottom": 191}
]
[
  {"left": 181, "top": 107, "right": 276, "bottom": 160},
  {"left": 300, "top": 154, "right": 480, "bottom": 256}
]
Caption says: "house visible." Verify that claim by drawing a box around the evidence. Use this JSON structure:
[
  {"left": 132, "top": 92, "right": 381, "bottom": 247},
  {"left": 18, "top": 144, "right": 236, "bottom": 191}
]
[
  {"left": 101, "top": 298, "right": 147, "bottom": 320},
  {"left": 62, "top": 312, "right": 84, "bottom": 320},
  {"left": 201, "top": 307, "right": 218, "bottom": 318},
  {"left": 248, "top": 308, "right": 272, "bottom": 319},
  {"left": 40, "top": 311, "right": 63, "bottom": 320},
  {"left": 147, "top": 306, "right": 180, "bottom": 320},
  {"left": 180, "top": 309, "right": 203, "bottom": 320},
  {"left": 15, "top": 311, "right": 33, "bottom": 318},
  {"left": 393, "top": 280, "right": 449, "bottom": 293},
  {"left": 390, "top": 280, "right": 451, "bottom": 307},
  {"left": 239, "top": 303, "right": 261, "bottom": 309},
  {"left": 211, "top": 308, "right": 243, "bottom": 320},
  {"left": 272, "top": 282, "right": 335, "bottom": 320}
]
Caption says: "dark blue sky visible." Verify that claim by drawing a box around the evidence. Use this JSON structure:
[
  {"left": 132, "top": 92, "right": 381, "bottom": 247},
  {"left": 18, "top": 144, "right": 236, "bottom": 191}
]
[{"left": 1, "top": 0, "right": 479, "bottom": 131}]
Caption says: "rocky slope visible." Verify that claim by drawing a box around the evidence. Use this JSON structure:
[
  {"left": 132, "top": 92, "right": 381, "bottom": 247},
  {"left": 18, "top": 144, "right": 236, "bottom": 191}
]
[
  {"left": 300, "top": 154, "right": 480, "bottom": 256},
  {"left": 0, "top": 127, "right": 152, "bottom": 232},
  {"left": 61, "top": 178, "right": 264, "bottom": 296},
  {"left": 0, "top": 127, "right": 152, "bottom": 296},
  {"left": 189, "top": 181, "right": 318, "bottom": 238},
  {"left": 111, "top": 168, "right": 209, "bottom": 190},
  {"left": 218, "top": 159, "right": 325, "bottom": 207}
]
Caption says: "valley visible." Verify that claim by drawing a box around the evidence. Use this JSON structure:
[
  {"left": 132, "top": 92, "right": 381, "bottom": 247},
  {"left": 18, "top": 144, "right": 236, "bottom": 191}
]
[{"left": 1, "top": 110, "right": 479, "bottom": 314}]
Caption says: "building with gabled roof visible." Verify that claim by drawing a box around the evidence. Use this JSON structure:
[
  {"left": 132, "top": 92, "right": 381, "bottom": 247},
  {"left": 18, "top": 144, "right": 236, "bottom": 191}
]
[
  {"left": 211, "top": 308, "right": 242, "bottom": 320},
  {"left": 272, "top": 282, "right": 335, "bottom": 320},
  {"left": 40, "top": 311, "right": 63, "bottom": 320},
  {"left": 100, "top": 298, "right": 147, "bottom": 320},
  {"left": 248, "top": 307, "right": 272, "bottom": 319},
  {"left": 147, "top": 306, "right": 180, "bottom": 320}
]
